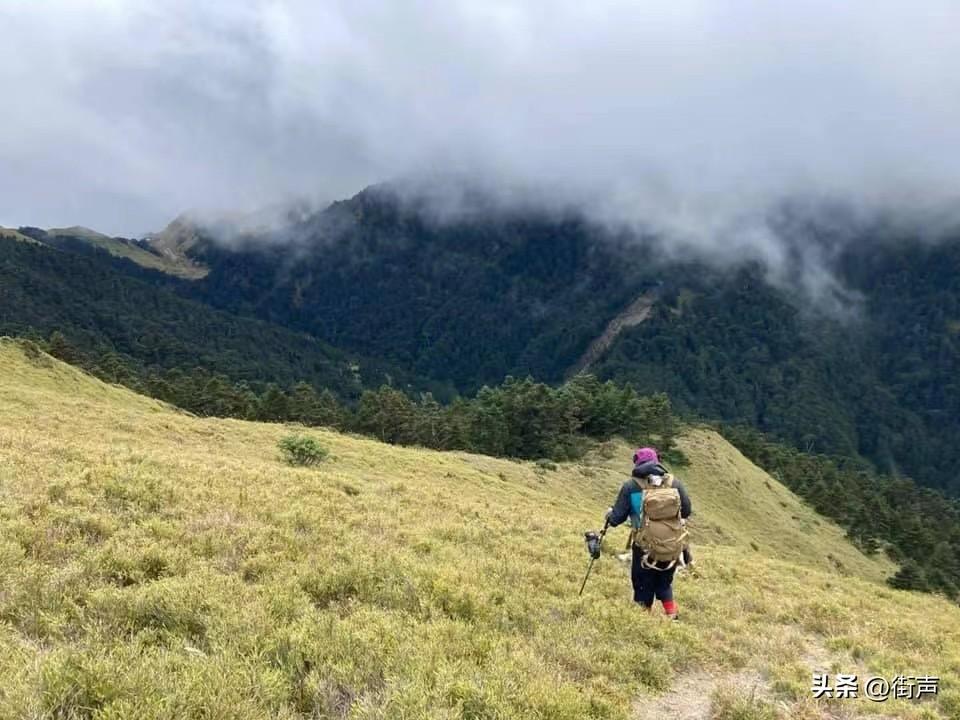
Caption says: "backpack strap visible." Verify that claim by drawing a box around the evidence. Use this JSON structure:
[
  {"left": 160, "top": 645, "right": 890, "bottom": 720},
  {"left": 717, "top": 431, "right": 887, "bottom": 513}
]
[
  {"left": 663, "top": 475, "right": 682, "bottom": 519},
  {"left": 640, "top": 553, "right": 678, "bottom": 571}
]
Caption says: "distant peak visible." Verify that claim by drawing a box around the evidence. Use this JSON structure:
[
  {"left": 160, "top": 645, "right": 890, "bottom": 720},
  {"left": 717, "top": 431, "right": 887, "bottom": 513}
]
[{"left": 47, "top": 225, "right": 112, "bottom": 241}]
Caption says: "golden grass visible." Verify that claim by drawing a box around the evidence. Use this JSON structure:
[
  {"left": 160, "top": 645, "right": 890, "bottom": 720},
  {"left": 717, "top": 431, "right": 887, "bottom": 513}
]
[
  {"left": 591, "top": 430, "right": 895, "bottom": 583},
  {"left": 45, "top": 227, "right": 207, "bottom": 279},
  {"left": 0, "top": 338, "right": 957, "bottom": 719}
]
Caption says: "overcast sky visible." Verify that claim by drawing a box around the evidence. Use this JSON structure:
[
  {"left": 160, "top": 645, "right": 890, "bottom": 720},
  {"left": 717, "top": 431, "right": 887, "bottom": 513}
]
[{"left": 2, "top": 0, "right": 959, "bottom": 240}]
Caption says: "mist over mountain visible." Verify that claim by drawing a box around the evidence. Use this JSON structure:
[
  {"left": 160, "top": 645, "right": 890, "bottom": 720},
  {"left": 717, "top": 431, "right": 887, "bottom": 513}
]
[
  {"left": 5, "top": 2, "right": 960, "bottom": 360},
  {"left": 5, "top": 150, "right": 959, "bottom": 497},
  {"left": 103, "top": 183, "right": 952, "bottom": 495},
  {"left": 4, "top": 1, "right": 960, "bottom": 272}
]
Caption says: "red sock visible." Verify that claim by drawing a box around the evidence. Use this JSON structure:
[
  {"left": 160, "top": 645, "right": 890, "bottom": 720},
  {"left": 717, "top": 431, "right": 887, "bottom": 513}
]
[{"left": 662, "top": 599, "right": 678, "bottom": 616}]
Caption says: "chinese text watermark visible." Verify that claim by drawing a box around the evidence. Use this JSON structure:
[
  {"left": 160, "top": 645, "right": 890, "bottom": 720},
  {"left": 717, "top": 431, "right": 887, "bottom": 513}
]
[{"left": 812, "top": 673, "right": 939, "bottom": 702}]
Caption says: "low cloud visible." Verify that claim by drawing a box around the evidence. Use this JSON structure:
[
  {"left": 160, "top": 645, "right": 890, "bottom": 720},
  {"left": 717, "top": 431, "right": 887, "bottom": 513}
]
[{"left": 2, "top": 0, "right": 959, "bottom": 293}]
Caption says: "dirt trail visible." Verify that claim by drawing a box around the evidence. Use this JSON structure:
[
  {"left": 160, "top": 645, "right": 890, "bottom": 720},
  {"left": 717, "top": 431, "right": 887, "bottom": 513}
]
[
  {"left": 632, "top": 670, "right": 768, "bottom": 720},
  {"left": 570, "top": 290, "right": 658, "bottom": 376},
  {"left": 632, "top": 634, "right": 901, "bottom": 720}
]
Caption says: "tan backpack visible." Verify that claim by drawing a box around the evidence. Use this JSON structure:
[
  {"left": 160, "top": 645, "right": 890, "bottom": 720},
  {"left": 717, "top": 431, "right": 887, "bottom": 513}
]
[{"left": 634, "top": 475, "right": 688, "bottom": 564}]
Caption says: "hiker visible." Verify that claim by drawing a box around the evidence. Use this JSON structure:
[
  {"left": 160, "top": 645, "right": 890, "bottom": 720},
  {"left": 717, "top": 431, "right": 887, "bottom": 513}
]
[{"left": 604, "top": 447, "right": 692, "bottom": 619}]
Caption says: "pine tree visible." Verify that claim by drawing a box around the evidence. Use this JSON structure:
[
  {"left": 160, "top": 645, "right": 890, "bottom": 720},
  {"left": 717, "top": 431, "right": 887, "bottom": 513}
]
[
  {"left": 889, "top": 564, "right": 929, "bottom": 592},
  {"left": 258, "top": 384, "right": 291, "bottom": 422},
  {"left": 315, "top": 388, "right": 346, "bottom": 429},
  {"left": 415, "top": 392, "right": 449, "bottom": 448},
  {"left": 47, "top": 331, "right": 78, "bottom": 365},
  {"left": 289, "top": 382, "right": 345, "bottom": 428},
  {"left": 355, "top": 386, "right": 416, "bottom": 443},
  {"left": 289, "top": 382, "right": 322, "bottom": 425}
]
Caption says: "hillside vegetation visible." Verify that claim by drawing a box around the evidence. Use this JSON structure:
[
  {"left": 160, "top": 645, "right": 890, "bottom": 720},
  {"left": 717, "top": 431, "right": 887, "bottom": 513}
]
[
  {"left": 150, "top": 187, "right": 960, "bottom": 496},
  {"left": 175, "top": 189, "right": 648, "bottom": 390},
  {"left": 42, "top": 226, "right": 206, "bottom": 278},
  {"left": 0, "top": 237, "right": 436, "bottom": 401},
  {"left": 1, "top": 339, "right": 958, "bottom": 719},
  {"left": 0, "top": 226, "right": 38, "bottom": 244}
]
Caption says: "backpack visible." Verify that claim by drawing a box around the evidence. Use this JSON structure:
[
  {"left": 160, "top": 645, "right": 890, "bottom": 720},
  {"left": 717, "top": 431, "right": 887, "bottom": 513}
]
[{"left": 633, "top": 475, "right": 688, "bottom": 564}]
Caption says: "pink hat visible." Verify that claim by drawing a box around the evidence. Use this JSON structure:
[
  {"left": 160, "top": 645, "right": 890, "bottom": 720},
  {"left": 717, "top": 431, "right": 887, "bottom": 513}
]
[{"left": 632, "top": 447, "right": 659, "bottom": 465}]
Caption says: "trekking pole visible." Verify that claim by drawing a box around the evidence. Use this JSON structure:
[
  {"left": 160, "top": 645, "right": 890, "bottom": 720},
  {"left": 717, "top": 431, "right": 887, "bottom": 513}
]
[{"left": 578, "top": 519, "right": 610, "bottom": 596}]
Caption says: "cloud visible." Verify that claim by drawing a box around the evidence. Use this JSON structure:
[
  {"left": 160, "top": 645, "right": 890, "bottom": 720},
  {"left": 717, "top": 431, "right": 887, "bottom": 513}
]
[{"left": 1, "top": 0, "right": 959, "bottom": 275}]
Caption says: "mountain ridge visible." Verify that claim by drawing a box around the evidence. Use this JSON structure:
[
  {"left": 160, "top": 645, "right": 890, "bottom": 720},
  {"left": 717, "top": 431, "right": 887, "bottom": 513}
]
[
  {"left": 0, "top": 235, "right": 444, "bottom": 401},
  {"left": 4, "top": 184, "right": 959, "bottom": 495},
  {"left": 147, "top": 186, "right": 960, "bottom": 495},
  {"left": 17, "top": 224, "right": 207, "bottom": 278}
]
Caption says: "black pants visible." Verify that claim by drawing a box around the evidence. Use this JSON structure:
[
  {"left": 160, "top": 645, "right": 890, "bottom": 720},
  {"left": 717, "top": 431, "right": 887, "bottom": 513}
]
[{"left": 631, "top": 546, "right": 676, "bottom": 607}]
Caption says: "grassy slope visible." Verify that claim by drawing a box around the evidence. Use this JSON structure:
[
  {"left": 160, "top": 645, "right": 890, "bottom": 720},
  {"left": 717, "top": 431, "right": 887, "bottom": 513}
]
[
  {"left": 0, "top": 339, "right": 957, "bottom": 719},
  {"left": 0, "top": 227, "right": 39, "bottom": 244},
  {"left": 594, "top": 431, "right": 894, "bottom": 584},
  {"left": 46, "top": 227, "right": 207, "bottom": 279}
]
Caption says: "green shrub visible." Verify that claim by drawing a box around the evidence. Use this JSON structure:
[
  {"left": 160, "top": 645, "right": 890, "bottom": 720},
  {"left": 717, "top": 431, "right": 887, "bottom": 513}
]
[{"left": 278, "top": 435, "right": 328, "bottom": 467}]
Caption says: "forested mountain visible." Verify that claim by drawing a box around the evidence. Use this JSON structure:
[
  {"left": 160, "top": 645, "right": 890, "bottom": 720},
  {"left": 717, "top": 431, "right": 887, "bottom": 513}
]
[
  {"left": 0, "top": 236, "right": 441, "bottom": 402},
  {"left": 3, "top": 185, "right": 959, "bottom": 495},
  {"left": 137, "top": 186, "right": 959, "bottom": 495},
  {"left": 596, "top": 242, "right": 960, "bottom": 495},
  {"left": 169, "top": 188, "right": 659, "bottom": 387}
]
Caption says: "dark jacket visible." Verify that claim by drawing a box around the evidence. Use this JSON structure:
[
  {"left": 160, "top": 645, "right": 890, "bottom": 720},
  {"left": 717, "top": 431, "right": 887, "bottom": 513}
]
[{"left": 607, "top": 463, "right": 692, "bottom": 528}]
